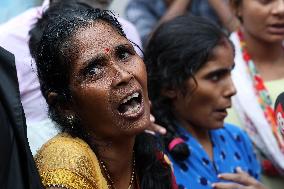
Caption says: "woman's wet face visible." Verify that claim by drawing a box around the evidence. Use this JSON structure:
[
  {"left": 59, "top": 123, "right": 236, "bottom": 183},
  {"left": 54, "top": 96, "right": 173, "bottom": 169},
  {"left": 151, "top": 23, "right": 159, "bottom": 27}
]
[
  {"left": 67, "top": 20, "right": 150, "bottom": 139},
  {"left": 172, "top": 40, "right": 236, "bottom": 130},
  {"left": 237, "top": 0, "right": 284, "bottom": 42}
]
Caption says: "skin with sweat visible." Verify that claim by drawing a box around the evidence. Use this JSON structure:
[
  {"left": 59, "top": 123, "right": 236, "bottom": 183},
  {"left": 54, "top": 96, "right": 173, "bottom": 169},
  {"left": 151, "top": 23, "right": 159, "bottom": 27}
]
[
  {"left": 49, "top": 20, "right": 150, "bottom": 189},
  {"left": 69, "top": 21, "right": 150, "bottom": 140}
]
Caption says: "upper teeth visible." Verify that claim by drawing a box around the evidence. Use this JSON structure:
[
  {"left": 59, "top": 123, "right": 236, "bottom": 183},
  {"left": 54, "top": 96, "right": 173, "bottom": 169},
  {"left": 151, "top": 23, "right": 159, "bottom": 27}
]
[{"left": 122, "top": 92, "right": 139, "bottom": 104}]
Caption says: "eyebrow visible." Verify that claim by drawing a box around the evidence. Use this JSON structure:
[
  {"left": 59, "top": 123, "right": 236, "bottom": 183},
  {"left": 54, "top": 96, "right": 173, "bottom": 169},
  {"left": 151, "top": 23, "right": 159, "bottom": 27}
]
[
  {"left": 114, "top": 43, "right": 135, "bottom": 52},
  {"left": 205, "top": 63, "right": 235, "bottom": 77},
  {"left": 78, "top": 42, "right": 134, "bottom": 75}
]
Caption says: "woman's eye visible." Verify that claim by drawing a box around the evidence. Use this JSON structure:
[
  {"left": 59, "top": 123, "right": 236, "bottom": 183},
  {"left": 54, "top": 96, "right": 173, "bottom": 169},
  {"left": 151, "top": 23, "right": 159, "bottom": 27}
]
[
  {"left": 211, "top": 75, "right": 220, "bottom": 81},
  {"left": 118, "top": 51, "right": 131, "bottom": 60},
  {"left": 89, "top": 67, "right": 101, "bottom": 75},
  {"left": 86, "top": 64, "right": 103, "bottom": 76}
]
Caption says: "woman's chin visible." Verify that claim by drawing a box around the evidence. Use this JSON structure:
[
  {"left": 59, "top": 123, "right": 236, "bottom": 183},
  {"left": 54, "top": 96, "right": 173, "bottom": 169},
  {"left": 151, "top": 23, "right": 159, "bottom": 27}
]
[{"left": 122, "top": 116, "right": 150, "bottom": 136}]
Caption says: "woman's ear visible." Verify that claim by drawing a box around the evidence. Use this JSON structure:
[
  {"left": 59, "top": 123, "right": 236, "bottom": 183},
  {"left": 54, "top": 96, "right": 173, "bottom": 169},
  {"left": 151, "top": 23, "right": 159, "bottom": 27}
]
[
  {"left": 161, "top": 88, "right": 178, "bottom": 99},
  {"left": 229, "top": 0, "right": 242, "bottom": 20},
  {"left": 47, "top": 92, "right": 74, "bottom": 117},
  {"left": 47, "top": 92, "right": 58, "bottom": 106}
]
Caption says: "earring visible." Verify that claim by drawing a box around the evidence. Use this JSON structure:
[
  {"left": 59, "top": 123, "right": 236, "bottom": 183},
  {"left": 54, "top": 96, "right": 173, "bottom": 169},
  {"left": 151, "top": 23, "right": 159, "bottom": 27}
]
[{"left": 66, "top": 115, "right": 75, "bottom": 128}]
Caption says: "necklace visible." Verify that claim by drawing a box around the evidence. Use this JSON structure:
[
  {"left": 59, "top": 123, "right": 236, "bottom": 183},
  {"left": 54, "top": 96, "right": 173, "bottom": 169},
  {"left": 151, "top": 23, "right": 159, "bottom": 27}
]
[
  {"left": 99, "top": 154, "right": 136, "bottom": 189},
  {"left": 237, "top": 29, "right": 284, "bottom": 151}
]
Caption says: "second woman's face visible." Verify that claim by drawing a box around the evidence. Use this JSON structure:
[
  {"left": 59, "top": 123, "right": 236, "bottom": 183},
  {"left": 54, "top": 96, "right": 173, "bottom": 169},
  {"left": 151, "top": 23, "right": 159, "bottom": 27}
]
[
  {"left": 68, "top": 21, "right": 150, "bottom": 140},
  {"left": 239, "top": 0, "right": 284, "bottom": 42},
  {"left": 173, "top": 41, "right": 236, "bottom": 130}
]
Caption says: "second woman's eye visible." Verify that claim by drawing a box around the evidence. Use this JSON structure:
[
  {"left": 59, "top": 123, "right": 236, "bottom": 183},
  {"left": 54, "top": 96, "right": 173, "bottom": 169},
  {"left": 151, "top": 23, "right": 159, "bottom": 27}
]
[
  {"left": 210, "top": 74, "right": 221, "bottom": 82},
  {"left": 207, "top": 70, "right": 227, "bottom": 82}
]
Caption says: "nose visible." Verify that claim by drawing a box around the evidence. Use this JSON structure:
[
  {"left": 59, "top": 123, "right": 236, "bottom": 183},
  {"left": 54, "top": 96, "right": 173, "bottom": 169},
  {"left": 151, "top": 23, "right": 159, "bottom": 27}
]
[
  {"left": 111, "top": 63, "right": 133, "bottom": 87},
  {"left": 224, "top": 77, "right": 237, "bottom": 98},
  {"left": 272, "top": 0, "right": 284, "bottom": 16}
]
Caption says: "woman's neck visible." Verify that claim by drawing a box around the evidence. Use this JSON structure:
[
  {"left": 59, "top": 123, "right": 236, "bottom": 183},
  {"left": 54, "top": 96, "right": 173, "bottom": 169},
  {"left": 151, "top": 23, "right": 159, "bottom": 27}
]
[
  {"left": 178, "top": 118, "right": 214, "bottom": 159},
  {"left": 241, "top": 27, "right": 284, "bottom": 80},
  {"left": 91, "top": 136, "right": 136, "bottom": 189}
]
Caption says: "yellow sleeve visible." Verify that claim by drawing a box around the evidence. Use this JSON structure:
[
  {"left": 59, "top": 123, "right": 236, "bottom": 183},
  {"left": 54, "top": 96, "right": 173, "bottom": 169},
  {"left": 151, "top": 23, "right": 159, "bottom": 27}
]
[{"left": 34, "top": 134, "right": 108, "bottom": 189}]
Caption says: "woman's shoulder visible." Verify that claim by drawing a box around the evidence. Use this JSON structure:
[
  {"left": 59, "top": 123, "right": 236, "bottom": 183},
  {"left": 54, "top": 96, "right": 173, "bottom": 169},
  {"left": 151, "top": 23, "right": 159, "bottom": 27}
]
[{"left": 34, "top": 133, "right": 108, "bottom": 189}]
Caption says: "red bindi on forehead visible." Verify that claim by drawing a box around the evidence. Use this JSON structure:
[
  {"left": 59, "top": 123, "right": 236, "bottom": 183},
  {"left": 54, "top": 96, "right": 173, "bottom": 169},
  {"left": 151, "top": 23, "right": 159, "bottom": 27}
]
[{"left": 105, "top": 48, "right": 110, "bottom": 53}]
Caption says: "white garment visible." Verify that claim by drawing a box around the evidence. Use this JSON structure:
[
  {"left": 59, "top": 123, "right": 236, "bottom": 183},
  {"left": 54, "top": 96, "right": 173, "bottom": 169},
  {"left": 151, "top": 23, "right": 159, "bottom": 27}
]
[{"left": 230, "top": 32, "right": 284, "bottom": 173}]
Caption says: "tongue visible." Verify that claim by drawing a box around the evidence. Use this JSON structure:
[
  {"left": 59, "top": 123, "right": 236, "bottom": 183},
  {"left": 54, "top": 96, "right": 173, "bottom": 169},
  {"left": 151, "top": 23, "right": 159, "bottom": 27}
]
[{"left": 120, "top": 99, "right": 140, "bottom": 114}]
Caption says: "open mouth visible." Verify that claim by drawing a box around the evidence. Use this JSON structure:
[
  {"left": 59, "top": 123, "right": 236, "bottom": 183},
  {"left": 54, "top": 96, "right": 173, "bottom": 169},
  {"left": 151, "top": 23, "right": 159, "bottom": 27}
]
[{"left": 118, "top": 91, "right": 143, "bottom": 116}]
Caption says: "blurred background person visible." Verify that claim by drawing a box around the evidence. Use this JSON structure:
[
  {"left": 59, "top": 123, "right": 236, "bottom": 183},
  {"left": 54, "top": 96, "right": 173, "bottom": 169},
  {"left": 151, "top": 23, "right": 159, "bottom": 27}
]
[
  {"left": 226, "top": 0, "right": 284, "bottom": 188},
  {"left": 0, "top": 0, "right": 42, "bottom": 24},
  {"left": 125, "top": 0, "right": 239, "bottom": 47}
]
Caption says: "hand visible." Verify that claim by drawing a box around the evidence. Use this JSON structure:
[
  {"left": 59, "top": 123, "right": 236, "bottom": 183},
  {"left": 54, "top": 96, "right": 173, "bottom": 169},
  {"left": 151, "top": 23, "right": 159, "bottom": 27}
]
[
  {"left": 145, "top": 101, "right": 167, "bottom": 135},
  {"left": 212, "top": 167, "right": 268, "bottom": 189},
  {"left": 145, "top": 114, "right": 167, "bottom": 135}
]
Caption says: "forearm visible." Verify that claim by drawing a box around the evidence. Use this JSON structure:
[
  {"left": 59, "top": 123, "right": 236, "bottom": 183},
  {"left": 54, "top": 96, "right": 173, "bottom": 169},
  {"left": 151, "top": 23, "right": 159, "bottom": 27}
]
[
  {"left": 208, "top": 0, "right": 239, "bottom": 32},
  {"left": 159, "top": 0, "right": 191, "bottom": 25}
]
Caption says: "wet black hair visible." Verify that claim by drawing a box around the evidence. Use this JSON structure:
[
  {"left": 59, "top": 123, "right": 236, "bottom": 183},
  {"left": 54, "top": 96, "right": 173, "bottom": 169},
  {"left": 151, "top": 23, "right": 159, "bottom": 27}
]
[
  {"left": 144, "top": 15, "right": 231, "bottom": 161},
  {"left": 29, "top": 2, "right": 173, "bottom": 189}
]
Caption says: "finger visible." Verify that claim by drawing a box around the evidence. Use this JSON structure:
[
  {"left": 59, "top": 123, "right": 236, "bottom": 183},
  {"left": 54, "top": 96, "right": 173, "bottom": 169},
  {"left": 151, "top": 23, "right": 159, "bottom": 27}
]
[
  {"left": 149, "top": 100, "right": 152, "bottom": 107},
  {"left": 236, "top": 167, "right": 245, "bottom": 174},
  {"left": 150, "top": 114, "right": 155, "bottom": 122},
  {"left": 218, "top": 171, "right": 256, "bottom": 186},
  {"left": 212, "top": 182, "right": 244, "bottom": 189},
  {"left": 148, "top": 123, "right": 167, "bottom": 135},
  {"left": 144, "top": 129, "right": 156, "bottom": 135}
]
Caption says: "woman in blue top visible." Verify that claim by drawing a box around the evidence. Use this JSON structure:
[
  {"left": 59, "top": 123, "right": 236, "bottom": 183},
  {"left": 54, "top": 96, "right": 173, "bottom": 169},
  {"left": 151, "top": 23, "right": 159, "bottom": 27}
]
[{"left": 144, "top": 15, "right": 267, "bottom": 189}]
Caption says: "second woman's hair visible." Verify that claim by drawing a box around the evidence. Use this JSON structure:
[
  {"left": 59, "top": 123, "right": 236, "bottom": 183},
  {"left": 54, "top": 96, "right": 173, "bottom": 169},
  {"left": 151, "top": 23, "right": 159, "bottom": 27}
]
[{"left": 144, "top": 15, "right": 230, "bottom": 161}]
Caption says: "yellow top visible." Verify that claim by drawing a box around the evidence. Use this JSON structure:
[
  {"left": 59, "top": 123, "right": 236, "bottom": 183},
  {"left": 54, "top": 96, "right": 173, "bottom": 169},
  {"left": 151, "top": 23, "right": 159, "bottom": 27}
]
[
  {"left": 34, "top": 133, "right": 108, "bottom": 189},
  {"left": 225, "top": 78, "right": 284, "bottom": 127}
]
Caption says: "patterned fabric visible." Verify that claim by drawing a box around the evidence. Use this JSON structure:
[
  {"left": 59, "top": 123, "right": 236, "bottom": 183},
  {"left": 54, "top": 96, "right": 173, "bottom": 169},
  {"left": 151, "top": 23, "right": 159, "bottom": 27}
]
[
  {"left": 169, "top": 123, "right": 261, "bottom": 189},
  {"left": 35, "top": 133, "right": 108, "bottom": 189},
  {"left": 35, "top": 133, "right": 177, "bottom": 189},
  {"left": 237, "top": 29, "right": 284, "bottom": 151},
  {"left": 229, "top": 31, "right": 284, "bottom": 172},
  {"left": 125, "top": 0, "right": 220, "bottom": 47}
]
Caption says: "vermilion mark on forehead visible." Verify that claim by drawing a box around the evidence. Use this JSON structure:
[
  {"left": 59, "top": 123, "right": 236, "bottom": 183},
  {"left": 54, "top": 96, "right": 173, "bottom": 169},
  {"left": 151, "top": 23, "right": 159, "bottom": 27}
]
[{"left": 105, "top": 48, "right": 110, "bottom": 53}]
